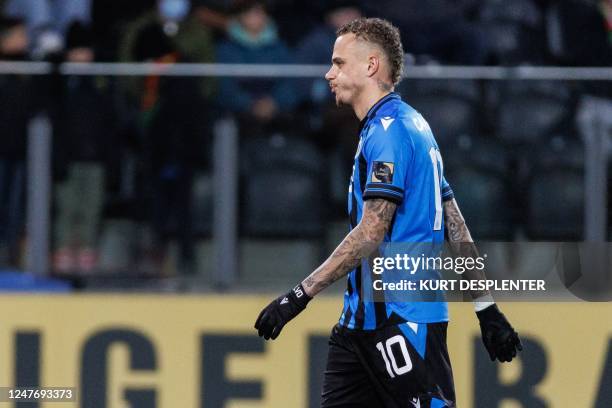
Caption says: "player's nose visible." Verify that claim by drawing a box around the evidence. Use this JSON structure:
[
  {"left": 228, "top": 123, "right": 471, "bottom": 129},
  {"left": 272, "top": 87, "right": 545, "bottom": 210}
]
[{"left": 325, "top": 66, "right": 335, "bottom": 81}]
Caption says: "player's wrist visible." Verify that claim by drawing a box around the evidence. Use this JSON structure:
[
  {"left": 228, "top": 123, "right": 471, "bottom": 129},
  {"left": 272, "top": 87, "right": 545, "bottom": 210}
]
[
  {"left": 472, "top": 293, "right": 495, "bottom": 313},
  {"left": 475, "top": 302, "right": 501, "bottom": 321},
  {"left": 289, "top": 283, "right": 311, "bottom": 309}
]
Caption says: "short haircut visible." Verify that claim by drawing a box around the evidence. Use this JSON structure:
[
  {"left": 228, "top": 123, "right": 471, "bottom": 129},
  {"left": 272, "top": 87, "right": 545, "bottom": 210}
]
[{"left": 337, "top": 17, "right": 404, "bottom": 86}]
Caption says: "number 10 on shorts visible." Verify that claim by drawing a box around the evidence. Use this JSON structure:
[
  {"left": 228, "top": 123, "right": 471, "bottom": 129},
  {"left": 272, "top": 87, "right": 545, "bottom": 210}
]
[{"left": 376, "top": 335, "right": 413, "bottom": 378}]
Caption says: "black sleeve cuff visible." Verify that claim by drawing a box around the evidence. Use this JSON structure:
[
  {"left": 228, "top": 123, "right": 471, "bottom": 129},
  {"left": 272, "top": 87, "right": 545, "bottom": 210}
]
[
  {"left": 363, "top": 183, "right": 404, "bottom": 205},
  {"left": 441, "top": 185, "right": 454, "bottom": 202}
]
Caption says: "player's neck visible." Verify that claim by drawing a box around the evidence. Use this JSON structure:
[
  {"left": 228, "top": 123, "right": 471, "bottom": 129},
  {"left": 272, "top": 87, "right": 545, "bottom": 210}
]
[{"left": 353, "top": 87, "right": 394, "bottom": 121}]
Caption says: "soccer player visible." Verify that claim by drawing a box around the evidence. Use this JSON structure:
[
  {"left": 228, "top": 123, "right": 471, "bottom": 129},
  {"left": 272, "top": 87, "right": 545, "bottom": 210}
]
[{"left": 255, "top": 18, "right": 522, "bottom": 407}]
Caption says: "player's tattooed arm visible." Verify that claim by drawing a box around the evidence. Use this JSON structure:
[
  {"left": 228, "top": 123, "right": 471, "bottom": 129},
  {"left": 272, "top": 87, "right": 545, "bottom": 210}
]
[
  {"left": 301, "top": 199, "right": 397, "bottom": 297},
  {"left": 443, "top": 198, "right": 490, "bottom": 300}
]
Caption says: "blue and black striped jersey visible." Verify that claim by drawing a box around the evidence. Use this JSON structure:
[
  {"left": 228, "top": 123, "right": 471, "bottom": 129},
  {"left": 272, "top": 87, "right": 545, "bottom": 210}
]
[{"left": 339, "top": 92, "right": 454, "bottom": 330}]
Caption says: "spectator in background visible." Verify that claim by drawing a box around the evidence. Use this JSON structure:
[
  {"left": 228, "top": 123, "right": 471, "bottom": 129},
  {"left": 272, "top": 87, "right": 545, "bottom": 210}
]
[
  {"left": 266, "top": 0, "right": 322, "bottom": 47},
  {"left": 295, "top": 5, "right": 360, "bottom": 155},
  {"left": 91, "top": 0, "right": 155, "bottom": 61},
  {"left": 193, "top": 0, "right": 234, "bottom": 38},
  {"left": 51, "top": 22, "right": 116, "bottom": 274},
  {"left": 543, "top": 0, "right": 612, "bottom": 98},
  {"left": 603, "top": 0, "right": 612, "bottom": 45},
  {"left": 120, "top": 0, "right": 214, "bottom": 68},
  {"left": 119, "top": 0, "right": 215, "bottom": 99},
  {"left": 0, "top": 17, "right": 32, "bottom": 268},
  {"left": 295, "top": 1, "right": 362, "bottom": 107},
  {"left": 216, "top": 0, "right": 297, "bottom": 132},
  {"left": 3, "top": 0, "right": 91, "bottom": 59},
  {"left": 546, "top": 0, "right": 612, "bottom": 66},
  {"left": 0, "top": 15, "right": 27, "bottom": 58},
  {"left": 129, "top": 22, "right": 208, "bottom": 275},
  {"left": 293, "top": 2, "right": 363, "bottom": 218},
  {"left": 194, "top": 0, "right": 320, "bottom": 47},
  {"left": 361, "top": 0, "right": 487, "bottom": 65}
]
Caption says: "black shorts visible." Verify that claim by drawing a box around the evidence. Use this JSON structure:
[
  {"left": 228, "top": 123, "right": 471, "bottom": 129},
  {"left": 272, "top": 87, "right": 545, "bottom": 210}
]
[{"left": 320, "top": 322, "right": 456, "bottom": 408}]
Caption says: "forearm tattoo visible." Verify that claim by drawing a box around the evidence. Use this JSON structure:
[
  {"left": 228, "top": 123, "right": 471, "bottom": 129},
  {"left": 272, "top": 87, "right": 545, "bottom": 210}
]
[
  {"left": 302, "top": 199, "right": 397, "bottom": 297},
  {"left": 443, "top": 198, "right": 490, "bottom": 299}
]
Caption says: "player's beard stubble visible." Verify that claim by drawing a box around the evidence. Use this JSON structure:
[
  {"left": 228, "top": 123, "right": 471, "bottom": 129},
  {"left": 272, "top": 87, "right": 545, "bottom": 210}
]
[{"left": 334, "top": 83, "right": 362, "bottom": 108}]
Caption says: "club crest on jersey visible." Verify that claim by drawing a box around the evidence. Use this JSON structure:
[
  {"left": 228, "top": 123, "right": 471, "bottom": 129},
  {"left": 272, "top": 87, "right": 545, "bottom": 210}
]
[{"left": 371, "top": 161, "right": 394, "bottom": 183}]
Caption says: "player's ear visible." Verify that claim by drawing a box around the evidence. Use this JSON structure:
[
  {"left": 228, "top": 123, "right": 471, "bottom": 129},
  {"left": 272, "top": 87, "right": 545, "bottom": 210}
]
[{"left": 367, "top": 55, "right": 380, "bottom": 78}]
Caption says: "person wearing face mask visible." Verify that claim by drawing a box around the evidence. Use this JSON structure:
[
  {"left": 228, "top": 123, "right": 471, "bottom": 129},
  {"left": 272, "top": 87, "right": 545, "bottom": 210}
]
[
  {"left": 123, "top": 21, "right": 209, "bottom": 276},
  {"left": 216, "top": 0, "right": 297, "bottom": 131},
  {"left": 119, "top": 0, "right": 215, "bottom": 99}
]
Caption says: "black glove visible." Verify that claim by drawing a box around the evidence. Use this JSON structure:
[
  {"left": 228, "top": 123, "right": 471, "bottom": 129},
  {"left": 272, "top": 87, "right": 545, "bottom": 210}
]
[
  {"left": 255, "top": 283, "right": 311, "bottom": 340},
  {"left": 477, "top": 304, "right": 522, "bottom": 363}
]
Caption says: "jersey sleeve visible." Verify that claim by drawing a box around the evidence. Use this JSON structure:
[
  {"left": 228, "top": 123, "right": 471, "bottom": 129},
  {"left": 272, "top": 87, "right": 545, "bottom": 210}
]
[
  {"left": 441, "top": 175, "right": 454, "bottom": 202},
  {"left": 362, "top": 124, "right": 413, "bottom": 205}
]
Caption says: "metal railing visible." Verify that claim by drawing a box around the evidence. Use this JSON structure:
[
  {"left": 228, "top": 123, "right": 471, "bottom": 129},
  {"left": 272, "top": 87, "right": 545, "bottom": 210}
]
[
  {"left": 1, "top": 61, "right": 612, "bottom": 79},
  {"left": 3, "top": 62, "right": 609, "bottom": 284}
]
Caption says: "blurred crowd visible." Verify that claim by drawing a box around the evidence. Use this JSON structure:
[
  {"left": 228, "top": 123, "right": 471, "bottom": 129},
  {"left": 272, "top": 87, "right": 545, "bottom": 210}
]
[{"left": 0, "top": 0, "right": 611, "bottom": 278}]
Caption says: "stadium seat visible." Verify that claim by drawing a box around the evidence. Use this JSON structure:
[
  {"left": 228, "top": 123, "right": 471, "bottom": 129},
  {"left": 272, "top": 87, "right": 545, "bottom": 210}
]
[
  {"left": 237, "top": 135, "right": 325, "bottom": 286},
  {"left": 444, "top": 135, "right": 514, "bottom": 240},
  {"left": 478, "top": 0, "right": 547, "bottom": 64},
  {"left": 243, "top": 168, "right": 324, "bottom": 238},
  {"left": 448, "top": 166, "right": 514, "bottom": 240},
  {"left": 495, "top": 80, "right": 573, "bottom": 100},
  {"left": 237, "top": 239, "right": 321, "bottom": 289},
  {"left": 327, "top": 147, "right": 351, "bottom": 210},
  {"left": 480, "top": 22, "right": 547, "bottom": 65},
  {"left": 401, "top": 79, "right": 480, "bottom": 101},
  {"left": 193, "top": 239, "right": 214, "bottom": 283},
  {"left": 241, "top": 133, "right": 322, "bottom": 174},
  {"left": 399, "top": 82, "right": 480, "bottom": 148},
  {"left": 241, "top": 134, "right": 325, "bottom": 238},
  {"left": 526, "top": 136, "right": 584, "bottom": 240},
  {"left": 98, "top": 219, "right": 138, "bottom": 273},
  {"left": 528, "top": 134, "right": 584, "bottom": 170},
  {"left": 191, "top": 172, "right": 213, "bottom": 237},
  {"left": 480, "top": 0, "right": 542, "bottom": 28},
  {"left": 544, "top": 0, "right": 612, "bottom": 66},
  {"left": 443, "top": 134, "right": 508, "bottom": 174},
  {"left": 527, "top": 169, "right": 584, "bottom": 240},
  {"left": 496, "top": 88, "right": 574, "bottom": 145},
  {"left": 476, "top": 241, "right": 558, "bottom": 283}
]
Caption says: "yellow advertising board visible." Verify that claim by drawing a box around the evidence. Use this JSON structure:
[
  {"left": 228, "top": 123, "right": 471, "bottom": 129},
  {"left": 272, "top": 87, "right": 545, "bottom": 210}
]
[{"left": 0, "top": 295, "right": 609, "bottom": 407}]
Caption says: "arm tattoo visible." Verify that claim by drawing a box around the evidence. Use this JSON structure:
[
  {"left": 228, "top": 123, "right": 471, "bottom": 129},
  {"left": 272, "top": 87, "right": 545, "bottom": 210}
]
[
  {"left": 302, "top": 199, "right": 397, "bottom": 297},
  {"left": 444, "top": 198, "right": 474, "bottom": 243},
  {"left": 443, "top": 198, "right": 490, "bottom": 299}
]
